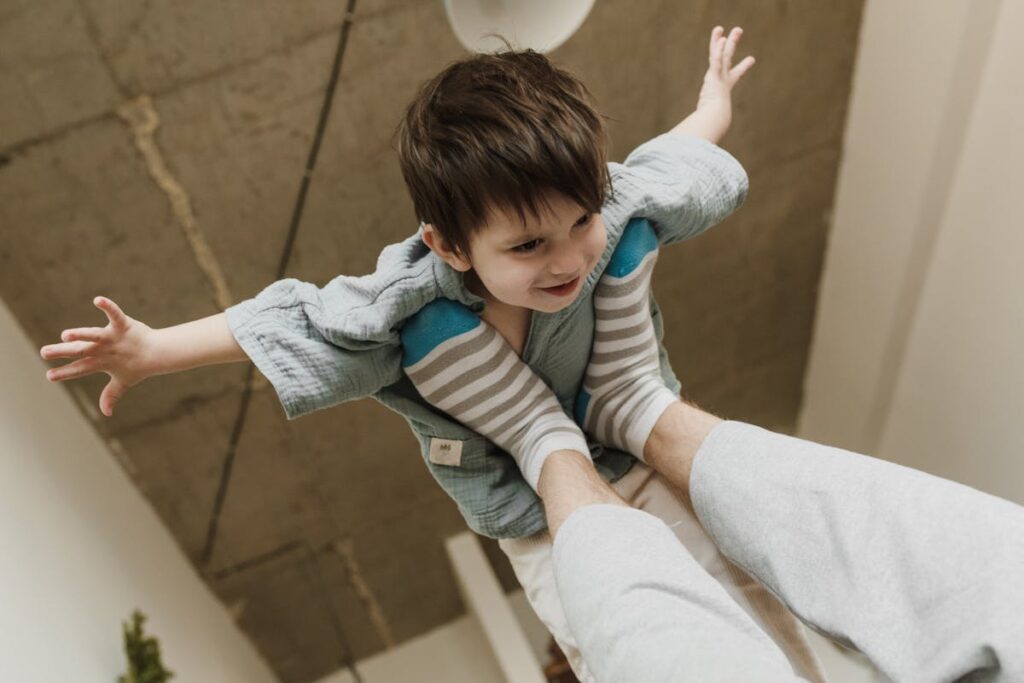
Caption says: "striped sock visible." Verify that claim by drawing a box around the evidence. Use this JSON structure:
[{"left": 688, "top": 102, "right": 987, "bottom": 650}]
[
  {"left": 401, "top": 298, "right": 590, "bottom": 490},
  {"left": 574, "top": 218, "right": 678, "bottom": 459}
]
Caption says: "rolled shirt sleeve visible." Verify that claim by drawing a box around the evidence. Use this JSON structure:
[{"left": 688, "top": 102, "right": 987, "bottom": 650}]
[
  {"left": 608, "top": 132, "right": 749, "bottom": 247},
  {"left": 224, "top": 235, "right": 451, "bottom": 420}
]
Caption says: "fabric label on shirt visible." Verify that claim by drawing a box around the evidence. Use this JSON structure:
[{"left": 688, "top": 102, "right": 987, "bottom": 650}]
[{"left": 429, "top": 438, "right": 464, "bottom": 466}]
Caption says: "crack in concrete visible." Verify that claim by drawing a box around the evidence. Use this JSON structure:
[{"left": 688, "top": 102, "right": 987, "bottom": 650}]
[
  {"left": 0, "top": 18, "right": 346, "bottom": 158},
  {"left": 201, "top": 0, "right": 357, "bottom": 571},
  {"left": 106, "top": 378, "right": 268, "bottom": 439},
  {"left": 0, "top": 110, "right": 118, "bottom": 159},
  {"left": 330, "top": 538, "right": 395, "bottom": 649},
  {"left": 205, "top": 536, "right": 371, "bottom": 678},
  {"left": 209, "top": 539, "right": 308, "bottom": 580},
  {"left": 74, "top": 0, "right": 131, "bottom": 99},
  {"left": 90, "top": 0, "right": 154, "bottom": 64},
  {"left": 116, "top": 95, "right": 234, "bottom": 311}
]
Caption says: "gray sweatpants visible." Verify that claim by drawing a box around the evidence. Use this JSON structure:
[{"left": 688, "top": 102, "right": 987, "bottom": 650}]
[{"left": 552, "top": 421, "right": 1024, "bottom": 682}]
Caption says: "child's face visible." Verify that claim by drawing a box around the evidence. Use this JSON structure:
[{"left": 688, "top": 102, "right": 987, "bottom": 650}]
[{"left": 427, "top": 192, "right": 608, "bottom": 313}]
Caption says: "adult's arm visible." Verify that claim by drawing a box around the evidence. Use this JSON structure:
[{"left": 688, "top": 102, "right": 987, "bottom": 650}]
[{"left": 690, "top": 421, "right": 1024, "bottom": 682}]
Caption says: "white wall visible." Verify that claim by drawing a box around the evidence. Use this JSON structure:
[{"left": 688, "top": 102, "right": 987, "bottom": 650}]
[
  {"left": 800, "top": 0, "right": 1020, "bottom": 503},
  {"left": 0, "top": 300, "right": 277, "bottom": 682},
  {"left": 798, "top": 3, "right": 1020, "bottom": 680},
  {"left": 875, "top": 0, "right": 1023, "bottom": 502}
]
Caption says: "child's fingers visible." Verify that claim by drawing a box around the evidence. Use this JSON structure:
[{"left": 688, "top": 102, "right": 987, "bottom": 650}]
[
  {"left": 730, "top": 55, "right": 756, "bottom": 83},
  {"left": 45, "top": 356, "right": 101, "bottom": 383},
  {"left": 94, "top": 296, "right": 128, "bottom": 331},
  {"left": 41, "top": 340, "right": 97, "bottom": 360},
  {"left": 723, "top": 27, "right": 742, "bottom": 70},
  {"left": 99, "top": 377, "right": 125, "bottom": 417},
  {"left": 60, "top": 326, "right": 110, "bottom": 343},
  {"left": 709, "top": 26, "right": 724, "bottom": 70}
]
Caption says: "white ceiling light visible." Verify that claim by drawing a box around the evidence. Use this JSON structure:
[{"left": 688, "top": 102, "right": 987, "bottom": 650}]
[{"left": 443, "top": 0, "right": 597, "bottom": 53}]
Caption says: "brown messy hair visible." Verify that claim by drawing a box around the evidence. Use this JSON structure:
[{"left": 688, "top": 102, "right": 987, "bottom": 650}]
[{"left": 394, "top": 47, "right": 612, "bottom": 258}]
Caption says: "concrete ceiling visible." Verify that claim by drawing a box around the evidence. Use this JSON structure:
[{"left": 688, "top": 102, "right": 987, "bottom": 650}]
[{"left": 1, "top": 0, "right": 864, "bottom": 680}]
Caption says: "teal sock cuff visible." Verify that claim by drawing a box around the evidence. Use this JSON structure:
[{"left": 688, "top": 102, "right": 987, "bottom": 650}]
[
  {"left": 401, "top": 298, "right": 480, "bottom": 367},
  {"left": 606, "top": 217, "right": 659, "bottom": 277}
]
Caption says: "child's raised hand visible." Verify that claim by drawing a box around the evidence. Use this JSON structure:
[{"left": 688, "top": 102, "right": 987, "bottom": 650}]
[
  {"left": 40, "top": 296, "right": 155, "bottom": 417},
  {"left": 696, "top": 26, "right": 756, "bottom": 125}
]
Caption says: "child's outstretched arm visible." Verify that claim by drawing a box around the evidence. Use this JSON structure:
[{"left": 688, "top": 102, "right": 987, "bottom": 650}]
[
  {"left": 39, "top": 296, "right": 246, "bottom": 417},
  {"left": 607, "top": 26, "right": 753, "bottom": 249},
  {"left": 670, "top": 26, "right": 756, "bottom": 145}
]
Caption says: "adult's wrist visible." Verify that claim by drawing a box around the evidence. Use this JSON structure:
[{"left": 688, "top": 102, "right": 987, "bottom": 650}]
[{"left": 643, "top": 401, "right": 722, "bottom": 495}]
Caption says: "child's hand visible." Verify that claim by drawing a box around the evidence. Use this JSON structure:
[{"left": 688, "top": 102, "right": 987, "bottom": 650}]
[
  {"left": 40, "top": 296, "right": 155, "bottom": 417},
  {"left": 703, "top": 28, "right": 757, "bottom": 132},
  {"left": 669, "top": 26, "right": 755, "bottom": 145}
]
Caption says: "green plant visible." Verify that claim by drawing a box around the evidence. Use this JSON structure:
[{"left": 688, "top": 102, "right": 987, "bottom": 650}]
[{"left": 117, "top": 610, "right": 174, "bottom": 683}]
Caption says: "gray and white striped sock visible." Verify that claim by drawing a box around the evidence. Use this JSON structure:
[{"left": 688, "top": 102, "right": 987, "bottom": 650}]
[
  {"left": 401, "top": 299, "right": 589, "bottom": 490},
  {"left": 574, "top": 218, "right": 678, "bottom": 459}
]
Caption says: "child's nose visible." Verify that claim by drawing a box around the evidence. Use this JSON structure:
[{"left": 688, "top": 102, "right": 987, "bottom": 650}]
[{"left": 549, "top": 244, "right": 584, "bottom": 275}]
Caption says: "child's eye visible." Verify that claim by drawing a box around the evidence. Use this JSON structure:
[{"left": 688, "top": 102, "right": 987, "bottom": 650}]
[
  {"left": 574, "top": 213, "right": 591, "bottom": 227},
  {"left": 513, "top": 239, "right": 542, "bottom": 253}
]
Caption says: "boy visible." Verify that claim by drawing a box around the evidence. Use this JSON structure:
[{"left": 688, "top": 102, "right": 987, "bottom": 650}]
[{"left": 40, "top": 26, "right": 825, "bottom": 681}]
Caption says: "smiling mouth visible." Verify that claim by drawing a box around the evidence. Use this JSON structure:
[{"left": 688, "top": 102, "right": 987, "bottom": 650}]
[{"left": 539, "top": 276, "right": 580, "bottom": 295}]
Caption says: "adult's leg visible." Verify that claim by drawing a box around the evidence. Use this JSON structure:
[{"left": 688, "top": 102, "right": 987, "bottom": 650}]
[
  {"left": 498, "top": 450, "right": 626, "bottom": 683},
  {"left": 617, "top": 461, "right": 827, "bottom": 682},
  {"left": 539, "top": 451, "right": 805, "bottom": 683},
  {"left": 500, "top": 456, "right": 825, "bottom": 683},
  {"left": 645, "top": 401, "right": 1024, "bottom": 682}
]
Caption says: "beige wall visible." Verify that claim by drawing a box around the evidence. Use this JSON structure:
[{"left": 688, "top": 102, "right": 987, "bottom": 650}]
[
  {"left": 800, "top": 0, "right": 1021, "bottom": 503},
  {"left": 0, "top": 299, "right": 276, "bottom": 682}
]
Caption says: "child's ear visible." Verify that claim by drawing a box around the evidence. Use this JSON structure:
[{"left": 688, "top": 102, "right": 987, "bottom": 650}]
[{"left": 421, "top": 223, "right": 472, "bottom": 272}]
